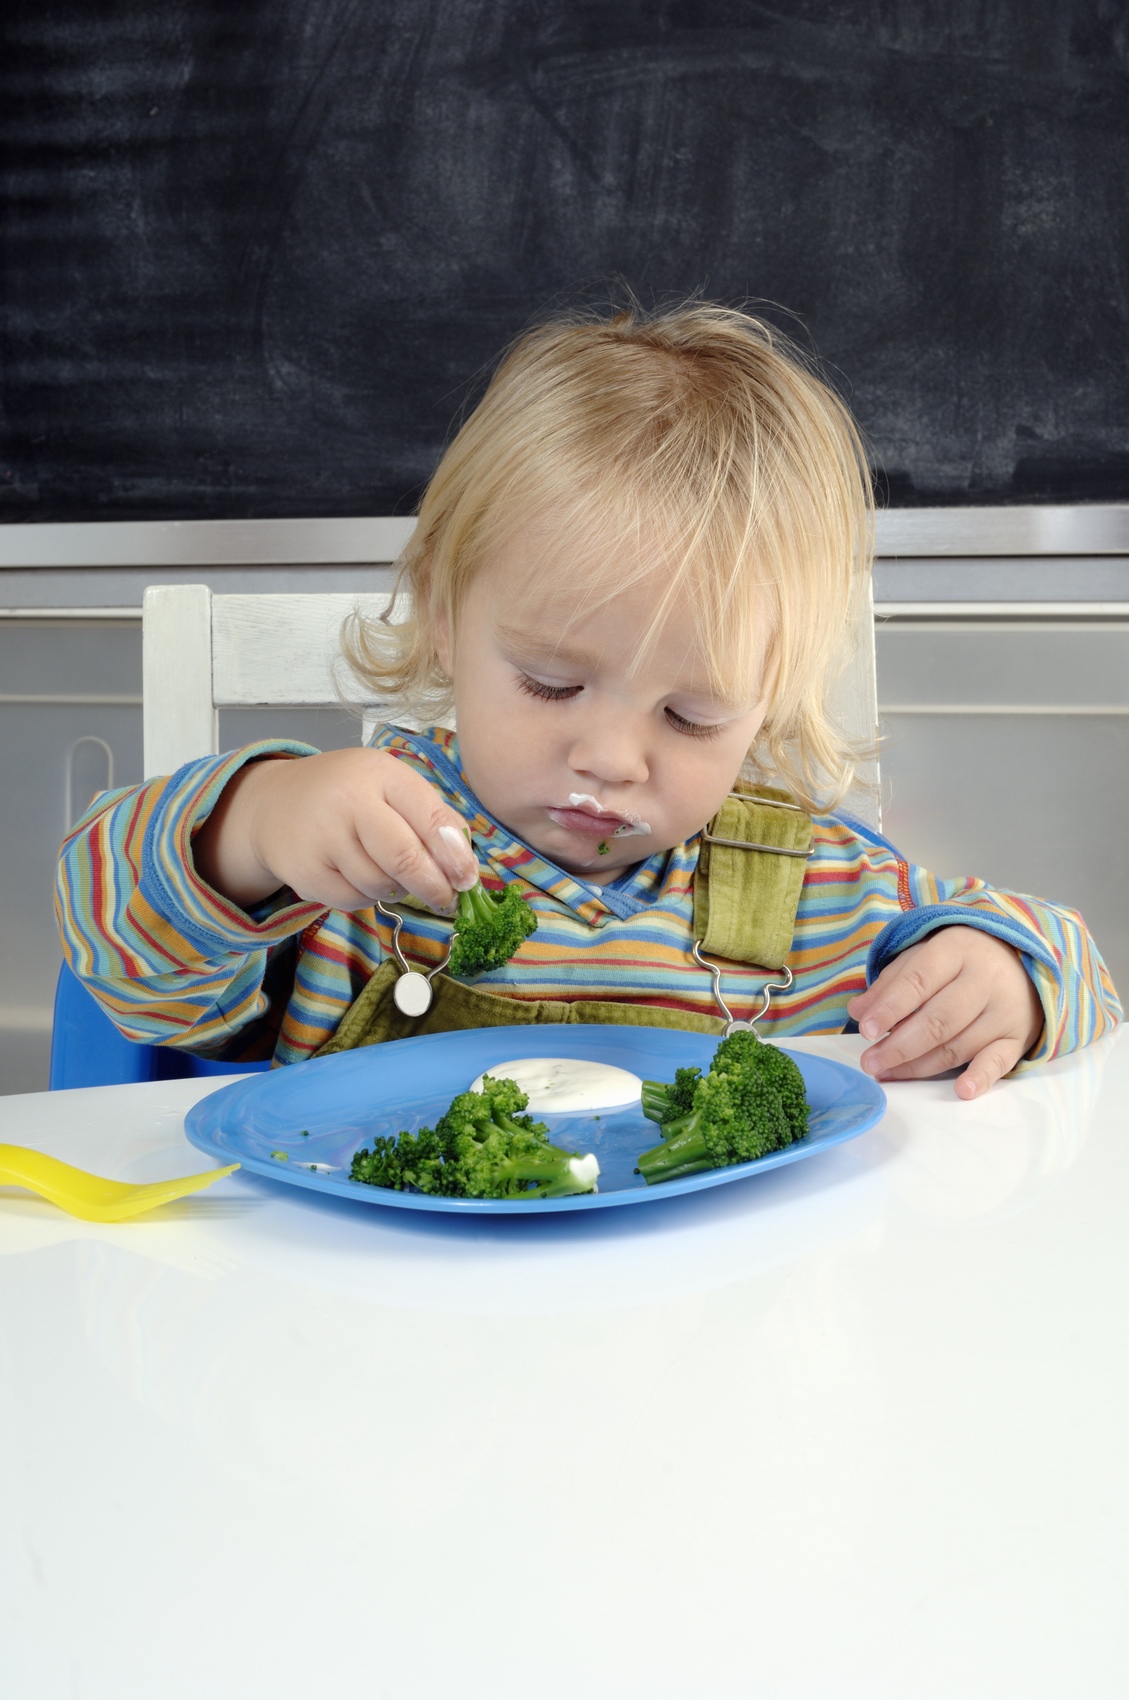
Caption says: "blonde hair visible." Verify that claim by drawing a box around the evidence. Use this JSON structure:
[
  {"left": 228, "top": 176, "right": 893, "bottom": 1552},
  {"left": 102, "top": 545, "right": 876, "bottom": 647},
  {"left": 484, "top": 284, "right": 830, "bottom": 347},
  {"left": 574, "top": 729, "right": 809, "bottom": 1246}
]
[{"left": 343, "top": 302, "right": 874, "bottom": 810}]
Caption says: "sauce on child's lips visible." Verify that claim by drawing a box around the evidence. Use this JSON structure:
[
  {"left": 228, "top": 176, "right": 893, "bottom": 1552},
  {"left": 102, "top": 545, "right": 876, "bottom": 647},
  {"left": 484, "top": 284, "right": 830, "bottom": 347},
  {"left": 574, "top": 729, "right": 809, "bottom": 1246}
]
[
  {"left": 545, "top": 805, "right": 627, "bottom": 836},
  {"left": 545, "top": 792, "right": 651, "bottom": 839}
]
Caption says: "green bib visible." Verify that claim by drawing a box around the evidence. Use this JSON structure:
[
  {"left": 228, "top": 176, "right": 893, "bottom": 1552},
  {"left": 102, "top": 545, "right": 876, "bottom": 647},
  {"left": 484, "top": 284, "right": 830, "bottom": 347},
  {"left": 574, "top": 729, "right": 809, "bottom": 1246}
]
[{"left": 692, "top": 785, "right": 813, "bottom": 970}]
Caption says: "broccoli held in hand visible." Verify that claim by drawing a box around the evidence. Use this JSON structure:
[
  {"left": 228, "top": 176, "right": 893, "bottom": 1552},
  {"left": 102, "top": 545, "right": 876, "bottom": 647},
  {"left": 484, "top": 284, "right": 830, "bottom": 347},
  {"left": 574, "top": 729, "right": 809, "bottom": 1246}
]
[
  {"left": 637, "top": 1028, "right": 809, "bottom": 1186},
  {"left": 448, "top": 876, "right": 538, "bottom": 979},
  {"left": 350, "top": 1074, "right": 599, "bottom": 1201}
]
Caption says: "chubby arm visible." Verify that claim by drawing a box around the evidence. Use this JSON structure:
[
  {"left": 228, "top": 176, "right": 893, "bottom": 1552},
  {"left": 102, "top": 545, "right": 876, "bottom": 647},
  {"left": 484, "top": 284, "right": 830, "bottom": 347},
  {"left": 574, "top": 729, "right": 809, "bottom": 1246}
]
[{"left": 56, "top": 743, "right": 478, "bottom": 1053}]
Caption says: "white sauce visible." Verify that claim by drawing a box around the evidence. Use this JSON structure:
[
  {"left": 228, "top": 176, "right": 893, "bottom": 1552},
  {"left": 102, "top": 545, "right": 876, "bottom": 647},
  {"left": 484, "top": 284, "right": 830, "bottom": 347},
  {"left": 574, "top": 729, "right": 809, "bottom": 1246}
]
[
  {"left": 469, "top": 1056, "right": 643, "bottom": 1114},
  {"left": 566, "top": 794, "right": 652, "bottom": 838}
]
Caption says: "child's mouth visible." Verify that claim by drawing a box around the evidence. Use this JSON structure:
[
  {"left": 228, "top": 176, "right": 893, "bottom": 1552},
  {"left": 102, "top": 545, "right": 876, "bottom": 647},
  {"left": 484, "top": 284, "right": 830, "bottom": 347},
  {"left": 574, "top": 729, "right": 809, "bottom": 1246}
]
[{"left": 545, "top": 795, "right": 653, "bottom": 839}]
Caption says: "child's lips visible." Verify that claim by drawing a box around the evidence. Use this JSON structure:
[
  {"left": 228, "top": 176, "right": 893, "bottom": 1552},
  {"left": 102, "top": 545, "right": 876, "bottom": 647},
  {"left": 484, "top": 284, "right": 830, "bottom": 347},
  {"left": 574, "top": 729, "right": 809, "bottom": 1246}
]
[{"left": 545, "top": 805, "right": 628, "bottom": 837}]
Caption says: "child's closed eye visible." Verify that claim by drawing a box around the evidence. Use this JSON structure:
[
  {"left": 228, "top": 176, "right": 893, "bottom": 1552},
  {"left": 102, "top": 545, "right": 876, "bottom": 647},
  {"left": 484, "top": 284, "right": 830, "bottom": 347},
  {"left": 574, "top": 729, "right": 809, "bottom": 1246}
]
[
  {"left": 516, "top": 673, "right": 583, "bottom": 703},
  {"left": 665, "top": 708, "right": 723, "bottom": 740},
  {"left": 516, "top": 669, "right": 724, "bottom": 738}
]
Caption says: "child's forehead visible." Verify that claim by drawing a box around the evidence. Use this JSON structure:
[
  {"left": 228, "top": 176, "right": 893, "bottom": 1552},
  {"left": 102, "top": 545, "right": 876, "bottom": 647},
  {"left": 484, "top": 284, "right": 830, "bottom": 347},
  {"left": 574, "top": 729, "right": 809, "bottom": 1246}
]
[
  {"left": 481, "top": 511, "right": 722, "bottom": 619},
  {"left": 466, "top": 498, "right": 777, "bottom": 675},
  {"left": 475, "top": 547, "right": 771, "bottom": 707},
  {"left": 483, "top": 528, "right": 688, "bottom": 632},
  {"left": 486, "top": 509, "right": 657, "bottom": 585}
]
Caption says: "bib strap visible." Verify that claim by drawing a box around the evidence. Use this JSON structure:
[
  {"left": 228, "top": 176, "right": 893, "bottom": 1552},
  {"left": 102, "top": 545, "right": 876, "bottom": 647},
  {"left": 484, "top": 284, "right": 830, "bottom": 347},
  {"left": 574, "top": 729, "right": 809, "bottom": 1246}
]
[
  {"left": 315, "top": 959, "right": 729, "bottom": 1054},
  {"left": 692, "top": 787, "right": 813, "bottom": 971}
]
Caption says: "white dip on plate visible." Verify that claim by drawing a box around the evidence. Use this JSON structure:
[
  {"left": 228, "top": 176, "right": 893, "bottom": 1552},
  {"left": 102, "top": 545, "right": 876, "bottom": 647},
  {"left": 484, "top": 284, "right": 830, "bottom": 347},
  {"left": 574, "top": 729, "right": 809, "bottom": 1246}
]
[{"left": 468, "top": 1056, "right": 643, "bottom": 1114}]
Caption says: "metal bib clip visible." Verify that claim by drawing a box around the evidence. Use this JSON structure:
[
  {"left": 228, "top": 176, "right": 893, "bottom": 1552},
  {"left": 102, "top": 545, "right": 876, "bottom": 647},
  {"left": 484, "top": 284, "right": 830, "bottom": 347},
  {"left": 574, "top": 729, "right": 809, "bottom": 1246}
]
[
  {"left": 378, "top": 902, "right": 454, "bottom": 1018},
  {"left": 692, "top": 940, "right": 793, "bottom": 1035}
]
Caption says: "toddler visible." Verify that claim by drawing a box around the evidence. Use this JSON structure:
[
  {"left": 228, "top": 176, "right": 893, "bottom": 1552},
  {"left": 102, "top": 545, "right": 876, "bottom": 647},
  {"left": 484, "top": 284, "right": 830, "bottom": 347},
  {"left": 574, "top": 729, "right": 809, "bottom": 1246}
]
[{"left": 57, "top": 306, "right": 1120, "bottom": 1092}]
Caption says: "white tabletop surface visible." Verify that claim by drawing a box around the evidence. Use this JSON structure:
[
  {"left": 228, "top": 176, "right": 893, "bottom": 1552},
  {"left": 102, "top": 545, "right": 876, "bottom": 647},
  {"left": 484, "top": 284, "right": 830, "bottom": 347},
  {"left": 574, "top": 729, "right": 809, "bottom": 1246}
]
[{"left": 2, "top": 1031, "right": 1127, "bottom": 1700}]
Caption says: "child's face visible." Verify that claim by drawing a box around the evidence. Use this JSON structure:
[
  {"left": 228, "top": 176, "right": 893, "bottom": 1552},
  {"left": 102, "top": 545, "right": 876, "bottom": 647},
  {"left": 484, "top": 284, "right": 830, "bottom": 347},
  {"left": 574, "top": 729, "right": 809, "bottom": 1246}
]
[{"left": 437, "top": 530, "right": 771, "bottom": 884}]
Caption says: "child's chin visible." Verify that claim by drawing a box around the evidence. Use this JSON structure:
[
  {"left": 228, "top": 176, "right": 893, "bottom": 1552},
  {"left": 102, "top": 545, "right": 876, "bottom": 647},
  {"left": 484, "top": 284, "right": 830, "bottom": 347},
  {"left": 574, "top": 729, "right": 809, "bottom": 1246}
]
[
  {"left": 562, "top": 840, "right": 642, "bottom": 876},
  {"left": 536, "top": 831, "right": 612, "bottom": 873},
  {"left": 525, "top": 816, "right": 662, "bottom": 875}
]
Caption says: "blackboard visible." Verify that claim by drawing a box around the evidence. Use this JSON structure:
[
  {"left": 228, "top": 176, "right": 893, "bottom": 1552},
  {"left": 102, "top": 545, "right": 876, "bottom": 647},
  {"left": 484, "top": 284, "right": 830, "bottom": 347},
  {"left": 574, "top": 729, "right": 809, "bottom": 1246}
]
[{"left": 2, "top": 0, "right": 1128, "bottom": 521}]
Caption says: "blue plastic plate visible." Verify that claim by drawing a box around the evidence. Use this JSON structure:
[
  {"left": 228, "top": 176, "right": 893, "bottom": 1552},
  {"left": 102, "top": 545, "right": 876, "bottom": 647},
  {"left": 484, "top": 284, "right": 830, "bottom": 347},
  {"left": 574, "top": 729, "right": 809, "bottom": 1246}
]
[{"left": 184, "top": 1024, "right": 886, "bottom": 1215}]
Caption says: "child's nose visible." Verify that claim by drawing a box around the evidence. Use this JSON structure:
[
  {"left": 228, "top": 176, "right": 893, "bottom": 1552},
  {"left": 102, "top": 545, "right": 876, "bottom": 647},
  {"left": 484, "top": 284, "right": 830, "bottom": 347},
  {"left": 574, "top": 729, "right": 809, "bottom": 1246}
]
[{"left": 568, "top": 727, "right": 649, "bottom": 786}]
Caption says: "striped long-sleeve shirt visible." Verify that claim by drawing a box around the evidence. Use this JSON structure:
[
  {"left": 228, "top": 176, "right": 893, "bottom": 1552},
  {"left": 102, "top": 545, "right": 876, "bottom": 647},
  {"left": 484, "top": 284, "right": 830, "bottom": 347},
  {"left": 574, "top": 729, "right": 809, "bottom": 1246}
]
[{"left": 55, "top": 724, "right": 1121, "bottom": 1067}]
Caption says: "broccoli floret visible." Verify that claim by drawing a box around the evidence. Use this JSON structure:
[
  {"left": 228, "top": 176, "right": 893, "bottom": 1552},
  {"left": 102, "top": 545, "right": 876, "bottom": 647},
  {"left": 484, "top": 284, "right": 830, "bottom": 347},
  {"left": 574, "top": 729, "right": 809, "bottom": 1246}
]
[
  {"left": 438, "top": 1075, "right": 598, "bottom": 1198},
  {"left": 636, "top": 1032, "right": 809, "bottom": 1185},
  {"left": 454, "top": 1118, "right": 600, "bottom": 1200},
  {"left": 748, "top": 1041, "right": 809, "bottom": 1142},
  {"left": 711, "top": 1028, "right": 763, "bottom": 1070},
  {"left": 349, "top": 1123, "right": 450, "bottom": 1193},
  {"left": 640, "top": 1065, "right": 703, "bottom": 1125},
  {"left": 437, "top": 1072, "right": 532, "bottom": 1130},
  {"left": 349, "top": 1074, "right": 598, "bottom": 1200},
  {"left": 709, "top": 1029, "right": 808, "bottom": 1142},
  {"left": 448, "top": 878, "right": 537, "bottom": 979}
]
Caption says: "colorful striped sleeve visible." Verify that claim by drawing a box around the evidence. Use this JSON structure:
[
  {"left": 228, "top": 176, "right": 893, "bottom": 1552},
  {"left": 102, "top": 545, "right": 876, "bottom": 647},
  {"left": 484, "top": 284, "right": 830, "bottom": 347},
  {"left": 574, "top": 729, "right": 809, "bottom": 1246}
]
[
  {"left": 865, "top": 854, "right": 1122, "bottom": 1066},
  {"left": 55, "top": 742, "right": 329, "bottom": 1055}
]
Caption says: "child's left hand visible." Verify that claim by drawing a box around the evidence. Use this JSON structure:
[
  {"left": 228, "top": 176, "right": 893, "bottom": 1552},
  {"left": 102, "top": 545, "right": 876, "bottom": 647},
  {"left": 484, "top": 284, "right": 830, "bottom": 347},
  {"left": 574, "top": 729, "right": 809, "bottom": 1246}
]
[{"left": 846, "top": 927, "right": 1044, "bottom": 1098}]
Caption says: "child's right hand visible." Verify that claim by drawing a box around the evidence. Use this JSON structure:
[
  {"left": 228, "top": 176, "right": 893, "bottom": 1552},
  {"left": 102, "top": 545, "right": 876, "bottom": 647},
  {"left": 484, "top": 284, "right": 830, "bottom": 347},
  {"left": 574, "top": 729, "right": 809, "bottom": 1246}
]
[{"left": 191, "top": 749, "right": 480, "bottom": 913}]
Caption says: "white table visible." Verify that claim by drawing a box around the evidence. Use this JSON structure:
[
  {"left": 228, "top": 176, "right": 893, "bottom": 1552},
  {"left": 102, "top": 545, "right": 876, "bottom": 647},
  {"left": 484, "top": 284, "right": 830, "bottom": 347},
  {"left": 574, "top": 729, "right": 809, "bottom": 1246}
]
[{"left": 2, "top": 1032, "right": 1127, "bottom": 1700}]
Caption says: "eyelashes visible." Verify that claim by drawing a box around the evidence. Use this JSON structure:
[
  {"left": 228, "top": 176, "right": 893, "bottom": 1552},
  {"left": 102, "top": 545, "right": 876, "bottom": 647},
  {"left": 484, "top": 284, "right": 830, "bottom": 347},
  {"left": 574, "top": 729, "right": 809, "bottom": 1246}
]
[
  {"left": 516, "top": 673, "right": 582, "bottom": 703},
  {"left": 664, "top": 709, "right": 723, "bottom": 741},
  {"left": 517, "top": 673, "right": 723, "bottom": 740}
]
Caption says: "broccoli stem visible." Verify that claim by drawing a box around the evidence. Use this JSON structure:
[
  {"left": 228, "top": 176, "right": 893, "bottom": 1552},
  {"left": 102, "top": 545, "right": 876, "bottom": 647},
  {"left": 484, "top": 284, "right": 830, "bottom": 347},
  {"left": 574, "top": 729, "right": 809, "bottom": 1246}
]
[
  {"left": 458, "top": 880, "right": 502, "bottom": 929},
  {"left": 484, "top": 1111, "right": 538, "bottom": 1141},
  {"left": 641, "top": 1081, "right": 677, "bottom": 1123},
  {"left": 494, "top": 1148, "right": 598, "bottom": 1199},
  {"left": 636, "top": 1112, "right": 713, "bottom": 1184}
]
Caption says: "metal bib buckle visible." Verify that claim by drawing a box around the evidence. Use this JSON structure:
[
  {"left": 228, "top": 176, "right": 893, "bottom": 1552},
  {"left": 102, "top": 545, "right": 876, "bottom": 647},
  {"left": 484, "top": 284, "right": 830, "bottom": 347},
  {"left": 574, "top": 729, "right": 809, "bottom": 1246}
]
[
  {"left": 692, "top": 939, "right": 793, "bottom": 1036},
  {"left": 377, "top": 901, "right": 454, "bottom": 1017}
]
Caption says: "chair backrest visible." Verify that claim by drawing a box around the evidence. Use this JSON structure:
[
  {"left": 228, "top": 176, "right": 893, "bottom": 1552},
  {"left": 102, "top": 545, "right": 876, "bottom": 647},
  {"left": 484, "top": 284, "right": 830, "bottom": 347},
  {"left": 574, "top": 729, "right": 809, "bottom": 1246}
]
[
  {"left": 142, "top": 586, "right": 394, "bottom": 776},
  {"left": 142, "top": 574, "right": 881, "bottom": 827}
]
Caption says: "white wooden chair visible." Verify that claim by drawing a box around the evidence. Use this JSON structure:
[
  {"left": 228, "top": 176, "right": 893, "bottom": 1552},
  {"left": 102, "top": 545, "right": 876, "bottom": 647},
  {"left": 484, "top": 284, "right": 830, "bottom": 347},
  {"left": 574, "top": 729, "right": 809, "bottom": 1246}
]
[
  {"left": 142, "top": 576, "right": 881, "bottom": 827},
  {"left": 142, "top": 585, "right": 396, "bottom": 776}
]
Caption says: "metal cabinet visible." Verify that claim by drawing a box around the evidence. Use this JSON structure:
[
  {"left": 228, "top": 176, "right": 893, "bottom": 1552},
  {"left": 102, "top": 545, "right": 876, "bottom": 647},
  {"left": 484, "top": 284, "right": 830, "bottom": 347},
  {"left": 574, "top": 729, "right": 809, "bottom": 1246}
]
[{"left": 876, "top": 616, "right": 1129, "bottom": 994}]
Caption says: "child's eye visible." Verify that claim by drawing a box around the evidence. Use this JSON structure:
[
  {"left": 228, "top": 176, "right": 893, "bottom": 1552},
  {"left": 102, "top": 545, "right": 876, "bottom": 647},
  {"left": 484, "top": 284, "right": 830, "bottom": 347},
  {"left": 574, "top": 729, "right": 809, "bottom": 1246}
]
[
  {"left": 665, "top": 707, "right": 723, "bottom": 740},
  {"left": 517, "top": 673, "right": 583, "bottom": 703}
]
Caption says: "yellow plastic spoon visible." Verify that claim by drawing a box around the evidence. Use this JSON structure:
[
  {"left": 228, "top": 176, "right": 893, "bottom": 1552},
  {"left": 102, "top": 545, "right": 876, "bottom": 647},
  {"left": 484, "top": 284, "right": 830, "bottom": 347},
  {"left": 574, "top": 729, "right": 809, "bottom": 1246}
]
[{"left": 0, "top": 1144, "right": 239, "bottom": 1222}]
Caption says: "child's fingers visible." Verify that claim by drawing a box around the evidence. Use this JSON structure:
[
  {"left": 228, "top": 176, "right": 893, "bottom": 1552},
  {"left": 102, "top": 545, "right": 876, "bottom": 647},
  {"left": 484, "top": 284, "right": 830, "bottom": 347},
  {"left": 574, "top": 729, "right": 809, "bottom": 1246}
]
[
  {"left": 955, "top": 1041, "right": 1026, "bottom": 1099},
  {"left": 276, "top": 829, "right": 408, "bottom": 911},
  {"left": 867, "top": 1007, "right": 1010, "bottom": 1080},
  {"left": 373, "top": 764, "right": 479, "bottom": 895},
  {"left": 351, "top": 794, "right": 462, "bottom": 912},
  {"left": 859, "top": 977, "right": 990, "bottom": 1078},
  {"left": 286, "top": 862, "right": 397, "bottom": 912},
  {"left": 319, "top": 836, "right": 419, "bottom": 911},
  {"left": 874, "top": 1023, "right": 1025, "bottom": 1096},
  {"left": 848, "top": 936, "right": 962, "bottom": 1042}
]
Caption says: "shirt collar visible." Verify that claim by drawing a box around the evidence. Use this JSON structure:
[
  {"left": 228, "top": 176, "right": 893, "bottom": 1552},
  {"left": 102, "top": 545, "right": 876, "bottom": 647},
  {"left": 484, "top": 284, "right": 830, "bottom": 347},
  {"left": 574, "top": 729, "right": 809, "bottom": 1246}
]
[{"left": 381, "top": 725, "right": 694, "bottom": 924}]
